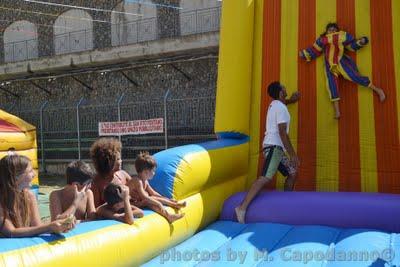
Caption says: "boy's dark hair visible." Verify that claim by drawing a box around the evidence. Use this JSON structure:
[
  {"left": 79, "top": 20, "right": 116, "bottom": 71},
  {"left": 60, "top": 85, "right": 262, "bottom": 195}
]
[
  {"left": 90, "top": 138, "right": 122, "bottom": 175},
  {"left": 135, "top": 151, "right": 157, "bottom": 173},
  {"left": 321, "top": 22, "right": 340, "bottom": 36},
  {"left": 66, "top": 160, "right": 95, "bottom": 185},
  {"left": 267, "top": 81, "right": 283, "bottom": 100},
  {"left": 103, "top": 183, "right": 123, "bottom": 206}
]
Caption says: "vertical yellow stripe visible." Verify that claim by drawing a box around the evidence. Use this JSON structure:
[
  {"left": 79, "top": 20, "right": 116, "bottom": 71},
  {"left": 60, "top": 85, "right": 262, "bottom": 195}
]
[
  {"left": 276, "top": 0, "right": 299, "bottom": 190},
  {"left": 316, "top": 0, "right": 338, "bottom": 191},
  {"left": 247, "top": 0, "right": 264, "bottom": 188},
  {"left": 356, "top": 0, "right": 378, "bottom": 192},
  {"left": 393, "top": 0, "right": 400, "bottom": 156},
  {"left": 214, "top": 0, "right": 254, "bottom": 134}
]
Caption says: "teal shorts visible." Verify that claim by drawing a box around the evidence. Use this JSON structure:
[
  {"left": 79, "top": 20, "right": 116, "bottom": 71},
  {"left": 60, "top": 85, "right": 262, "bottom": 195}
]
[{"left": 261, "top": 145, "right": 287, "bottom": 178}]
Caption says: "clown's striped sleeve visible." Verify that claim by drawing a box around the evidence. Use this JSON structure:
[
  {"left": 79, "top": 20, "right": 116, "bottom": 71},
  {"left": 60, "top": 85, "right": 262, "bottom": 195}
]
[
  {"left": 300, "top": 37, "right": 324, "bottom": 61},
  {"left": 344, "top": 32, "right": 368, "bottom": 51}
]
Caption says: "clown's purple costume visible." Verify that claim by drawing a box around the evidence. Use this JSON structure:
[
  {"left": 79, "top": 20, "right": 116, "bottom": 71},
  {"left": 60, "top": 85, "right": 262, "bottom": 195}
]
[{"left": 300, "top": 30, "right": 370, "bottom": 101}]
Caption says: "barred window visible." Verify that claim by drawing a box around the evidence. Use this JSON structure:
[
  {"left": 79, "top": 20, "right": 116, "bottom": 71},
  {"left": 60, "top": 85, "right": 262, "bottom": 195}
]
[
  {"left": 54, "top": 9, "right": 93, "bottom": 55},
  {"left": 4, "top": 20, "right": 38, "bottom": 62}
]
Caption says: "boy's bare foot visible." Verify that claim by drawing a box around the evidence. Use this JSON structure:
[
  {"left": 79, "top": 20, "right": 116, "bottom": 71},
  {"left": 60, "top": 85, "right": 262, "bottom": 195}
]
[
  {"left": 166, "top": 213, "right": 184, "bottom": 223},
  {"left": 174, "top": 201, "right": 187, "bottom": 209},
  {"left": 333, "top": 101, "right": 340, "bottom": 119},
  {"left": 235, "top": 207, "right": 246, "bottom": 224}
]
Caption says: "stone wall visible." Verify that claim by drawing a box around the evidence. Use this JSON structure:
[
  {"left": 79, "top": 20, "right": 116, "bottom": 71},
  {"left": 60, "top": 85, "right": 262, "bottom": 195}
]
[{"left": 0, "top": 57, "right": 217, "bottom": 111}]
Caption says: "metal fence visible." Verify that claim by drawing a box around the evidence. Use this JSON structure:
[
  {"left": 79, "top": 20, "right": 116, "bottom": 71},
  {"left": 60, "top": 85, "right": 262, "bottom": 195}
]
[
  {"left": 4, "top": 6, "right": 221, "bottom": 62},
  {"left": 180, "top": 6, "right": 221, "bottom": 36},
  {"left": 54, "top": 29, "right": 94, "bottom": 55},
  {"left": 4, "top": 39, "right": 38, "bottom": 62},
  {"left": 14, "top": 92, "right": 216, "bottom": 172},
  {"left": 111, "top": 17, "right": 158, "bottom": 46}
]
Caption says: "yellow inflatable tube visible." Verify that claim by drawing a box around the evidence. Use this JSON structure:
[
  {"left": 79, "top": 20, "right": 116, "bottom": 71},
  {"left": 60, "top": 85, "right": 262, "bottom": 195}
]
[
  {"left": 0, "top": 109, "right": 39, "bottom": 186},
  {"left": 0, "top": 150, "right": 246, "bottom": 266}
]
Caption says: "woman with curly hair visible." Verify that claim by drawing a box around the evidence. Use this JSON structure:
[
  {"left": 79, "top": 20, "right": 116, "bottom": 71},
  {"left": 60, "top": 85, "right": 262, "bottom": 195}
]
[
  {"left": 90, "top": 138, "right": 143, "bottom": 219},
  {"left": 90, "top": 138, "right": 124, "bottom": 207},
  {"left": 0, "top": 154, "right": 73, "bottom": 237}
]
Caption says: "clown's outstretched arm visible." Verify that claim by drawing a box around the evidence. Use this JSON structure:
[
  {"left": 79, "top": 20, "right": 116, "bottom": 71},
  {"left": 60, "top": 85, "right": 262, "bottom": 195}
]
[
  {"left": 344, "top": 32, "right": 369, "bottom": 52},
  {"left": 299, "top": 37, "right": 324, "bottom": 62}
]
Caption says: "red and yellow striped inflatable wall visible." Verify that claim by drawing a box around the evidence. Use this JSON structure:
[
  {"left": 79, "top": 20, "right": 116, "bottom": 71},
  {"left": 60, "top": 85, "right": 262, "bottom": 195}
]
[{"left": 248, "top": 0, "right": 400, "bottom": 193}]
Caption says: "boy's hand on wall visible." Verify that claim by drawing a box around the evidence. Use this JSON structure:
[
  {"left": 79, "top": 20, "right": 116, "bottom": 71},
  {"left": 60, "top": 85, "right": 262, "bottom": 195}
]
[{"left": 290, "top": 91, "right": 301, "bottom": 102}]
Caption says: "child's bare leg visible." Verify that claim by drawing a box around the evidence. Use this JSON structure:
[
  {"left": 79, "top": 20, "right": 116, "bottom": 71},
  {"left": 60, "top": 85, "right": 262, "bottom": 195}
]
[
  {"left": 153, "top": 196, "right": 186, "bottom": 209},
  {"left": 165, "top": 212, "right": 184, "bottom": 223},
  {"left": 284, "top": 173, "right": 297, "bottom": 191},
  {"left": 333, "top": 101, "right": 340, "bottom": 119},
  {"left": 167, "top": 198, "right": 186, "bottom": 208},
  {"left": 369, "top": 84, "right": 386, "bottom": 102},
  {"left": 146, "top": 200, "right": 184, "bottom": 223},
  {"left": 174, "top": 200, "right": 186, "bottom": 209}
]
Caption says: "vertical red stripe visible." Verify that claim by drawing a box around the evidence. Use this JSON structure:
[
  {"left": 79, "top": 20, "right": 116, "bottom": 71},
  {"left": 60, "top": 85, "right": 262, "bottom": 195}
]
[
  {"left": 370, "top": 0, "right": 400, "bottom": 193},
  {"left": 337, "top": 0, "right": 361, "bottom": 192},
  {"left": 332, "top": 34, "right": 339, "bottom": 64},
  {"left": 259, "top": 0, "right": 281, "bottom": 189},
  {"left": 296, "top": 0, "right": 317, "bottom": 191},
  {"left": 337, "top": 0, "right": 361, "bottom": 191}
]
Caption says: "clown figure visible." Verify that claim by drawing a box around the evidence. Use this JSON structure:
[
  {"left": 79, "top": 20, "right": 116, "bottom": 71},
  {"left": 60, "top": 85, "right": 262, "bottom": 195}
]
[{"left": 300, "top": 23, "right": 385, "bottom": 119}]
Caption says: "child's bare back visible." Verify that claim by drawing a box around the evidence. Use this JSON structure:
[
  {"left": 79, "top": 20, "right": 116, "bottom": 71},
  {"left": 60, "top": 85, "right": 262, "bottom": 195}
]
[
  {"left": 126, "top": 176, "right": 151, "bottom": 207},
  {"left": 49, "top": 161, "right": 96, "bottom": 222},
  {"left": 49, "top": 188, "right": 93, "bottom": 221}
]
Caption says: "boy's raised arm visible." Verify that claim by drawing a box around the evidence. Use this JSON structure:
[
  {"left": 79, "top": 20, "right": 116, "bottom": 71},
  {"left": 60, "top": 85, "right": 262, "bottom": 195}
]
[
  {"left": 50, "top": 185, "right": 87, "bottom": 221},
  {"left": 85, "top": 190, "right": 97, "bottom": 221},
  {"left": 96, "top": 204, "right": 123, "bottom": 222},
  {"left": 120, "top": 186, "right": 134, "bottom": 225}
]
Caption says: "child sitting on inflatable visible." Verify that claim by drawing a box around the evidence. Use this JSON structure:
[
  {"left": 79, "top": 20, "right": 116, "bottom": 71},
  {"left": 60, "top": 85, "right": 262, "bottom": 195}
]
[
  {"left": 0, "top": 155, "right": 74, "bottom": 237},
  {"left": 96, "top": 183, "right": 143, "bottom": 224},
  {"left": 49, "top": 161, "right": 96, "bottom": 223},
  {"left": 127, "top": 152, "right": 186, "bottom": 223},
  {"left": 299, "top": 22, "right": 385, "bottom": 119}
]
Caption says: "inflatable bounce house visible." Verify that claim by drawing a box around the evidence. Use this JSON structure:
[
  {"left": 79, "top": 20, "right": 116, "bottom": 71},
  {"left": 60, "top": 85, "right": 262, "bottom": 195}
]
[
  {"left": 1, "top": 0, "right": 400, "bottom": 266},
  {"left": 0, "top": 109, "right": 39, "bottom": 194}
]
